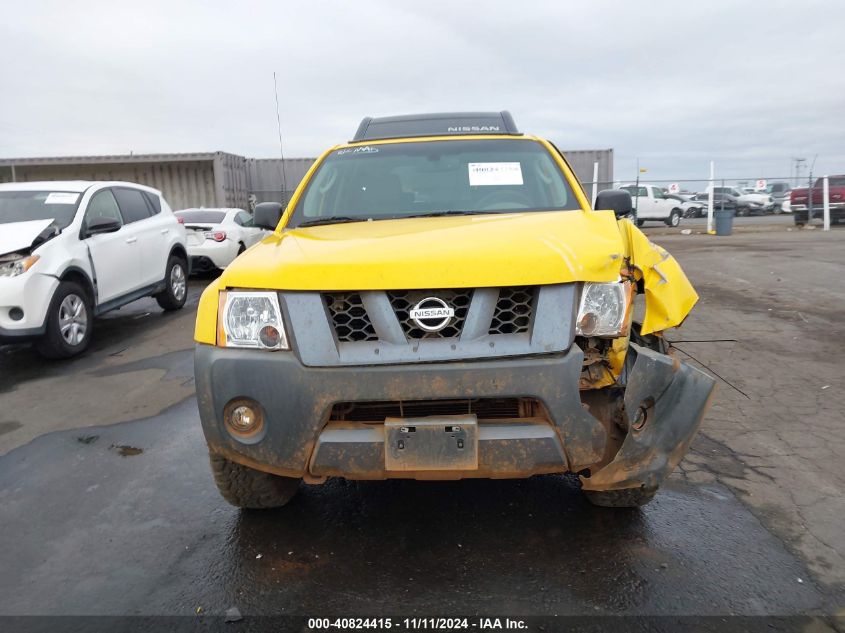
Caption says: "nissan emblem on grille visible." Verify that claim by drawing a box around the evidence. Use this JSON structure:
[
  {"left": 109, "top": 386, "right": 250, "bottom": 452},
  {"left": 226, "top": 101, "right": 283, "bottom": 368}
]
[{"left": 409, "top": 297, "right": 455, "bottom": 332}]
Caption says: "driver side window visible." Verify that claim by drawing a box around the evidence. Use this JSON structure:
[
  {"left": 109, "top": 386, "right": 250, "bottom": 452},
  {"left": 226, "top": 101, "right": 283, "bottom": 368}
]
[
  {"left": 84, "top": 189, "right": 123, "bottom": 231},
  {"left": 652, "top": 188, "right": 663, "bottom": 199}
]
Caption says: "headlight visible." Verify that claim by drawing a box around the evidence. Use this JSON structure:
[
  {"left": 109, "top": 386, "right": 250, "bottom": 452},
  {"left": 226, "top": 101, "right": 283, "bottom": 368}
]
[
  {"left": 0, "top": 254, "right": 39, "bottom": 278},
  {"left": 220, "top": 291, "right": 289, "bottom": 350},
  {"left": 576, "top": 282, "right": 630, "bottom": 337}
]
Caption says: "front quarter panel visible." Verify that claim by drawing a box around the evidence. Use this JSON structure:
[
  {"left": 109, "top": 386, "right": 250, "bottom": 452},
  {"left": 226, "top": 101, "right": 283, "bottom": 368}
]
[
  {"left": 617, "top": 218, "right": 698, "bottom": 335},
  {"left": 195, "top": 276, "right": 224, "bottom": 344}
]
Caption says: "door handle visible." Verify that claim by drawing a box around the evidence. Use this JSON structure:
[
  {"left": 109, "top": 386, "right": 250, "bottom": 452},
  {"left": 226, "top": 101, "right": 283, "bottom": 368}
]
[
  {"left": 125, "top": 236, "right": 138, "bottom": 244},
  {"left": 161, "top": 229, "right": 169, "bottom": 234}
]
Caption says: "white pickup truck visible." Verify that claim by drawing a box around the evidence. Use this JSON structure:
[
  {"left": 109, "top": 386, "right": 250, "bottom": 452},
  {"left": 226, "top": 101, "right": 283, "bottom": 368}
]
[{"left": 619, "top": 184, "right": 683, "bottom": 226}]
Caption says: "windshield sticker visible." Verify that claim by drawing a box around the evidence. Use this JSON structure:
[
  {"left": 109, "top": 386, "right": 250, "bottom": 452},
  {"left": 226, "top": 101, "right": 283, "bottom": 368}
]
[
  {"left": 44, "top": 192, "right": 79, "bottom": 205},
  {"left": 468, "top": 162, "right": 523, "bottom": 187},
  {"left": 337, "top": 146, "right": 380, "bottom": 156}
]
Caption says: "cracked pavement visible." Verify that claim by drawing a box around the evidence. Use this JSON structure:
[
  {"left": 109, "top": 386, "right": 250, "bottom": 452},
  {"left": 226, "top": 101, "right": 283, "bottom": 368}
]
[{"left": 658, "top": 228, "right": 845, "bottom": 592}]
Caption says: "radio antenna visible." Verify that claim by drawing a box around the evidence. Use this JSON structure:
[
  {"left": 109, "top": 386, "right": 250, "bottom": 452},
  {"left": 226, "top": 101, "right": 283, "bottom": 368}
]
[{"left": 273, "top": 71, "right": 289, "bottom": 204}]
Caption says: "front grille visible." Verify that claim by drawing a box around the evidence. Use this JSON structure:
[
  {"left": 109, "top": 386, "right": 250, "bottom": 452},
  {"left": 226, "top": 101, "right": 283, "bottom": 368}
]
[
  {"left": 388, "top": 289, "right": 472, "bottom": 339},
  {"left": 490, "top": 287, "right": 535, "bottom": 335},
  {"left": 324, "top": 292, "right": 378, "bottom": 342},
  {"left": 329, "top": 398, "right": 542, "bottom": 422}
]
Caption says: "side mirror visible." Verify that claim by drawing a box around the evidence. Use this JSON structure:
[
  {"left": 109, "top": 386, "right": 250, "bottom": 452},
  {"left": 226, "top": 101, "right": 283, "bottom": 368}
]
[
  {"left": 84, "top": 217, "right": 122, "bottom": 237},
  {"left": 254, "top": 202, "right": 284, "bottom": 230},
  {"left": 595, "top": 190, "right": 633, "bottom": 219}
]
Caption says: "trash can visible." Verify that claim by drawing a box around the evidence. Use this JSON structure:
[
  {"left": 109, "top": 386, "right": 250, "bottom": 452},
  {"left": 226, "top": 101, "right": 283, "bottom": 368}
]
[{"left": 714, "top": 209, "right": 734, "bottom": 236}]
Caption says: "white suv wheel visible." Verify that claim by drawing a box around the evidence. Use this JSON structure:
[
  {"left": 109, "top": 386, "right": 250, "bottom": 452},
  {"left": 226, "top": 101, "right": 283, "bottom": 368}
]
[
  {"left": 170, "top": 263, "right": 186, "bottom": 302},
  {"left": 58, "top": 294, "right": 88, "bottom": 346}
]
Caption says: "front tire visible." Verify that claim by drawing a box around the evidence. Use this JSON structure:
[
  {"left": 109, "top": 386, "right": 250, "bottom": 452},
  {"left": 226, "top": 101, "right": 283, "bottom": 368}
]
[
  {"left": 36, "top": 281, "right": 93, "bottom": 359},
  {"left": 583, "top": 486, "right": 658, "bottom": 508},
  {"left": 209, "top": 453, "right": 301, "bottom": 509},
  {"left": 636, "top": 219, "right": 645, "bottom": 227},
  {"left": 666, "top": 210, "right": 681, "bottom": 227},
  {"left": 155, "top": 255, "right": 188, "bottom": 311}
]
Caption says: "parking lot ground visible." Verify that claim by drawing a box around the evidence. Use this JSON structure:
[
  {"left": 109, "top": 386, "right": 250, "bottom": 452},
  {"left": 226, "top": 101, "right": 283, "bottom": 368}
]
[{"left": 0, "top": 224, "right": 844, "bottom": 621}]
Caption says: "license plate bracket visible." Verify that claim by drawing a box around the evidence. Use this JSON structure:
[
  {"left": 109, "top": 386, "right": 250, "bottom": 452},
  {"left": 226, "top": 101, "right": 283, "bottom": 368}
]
[{"left": 384, "top": 414, "right": 478, "bottom": 471}]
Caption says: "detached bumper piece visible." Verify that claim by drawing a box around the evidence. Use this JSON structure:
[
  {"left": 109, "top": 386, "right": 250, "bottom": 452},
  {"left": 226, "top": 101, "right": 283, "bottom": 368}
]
[{"left": 581, "top": 343, "right": 716, "bottom": 492}]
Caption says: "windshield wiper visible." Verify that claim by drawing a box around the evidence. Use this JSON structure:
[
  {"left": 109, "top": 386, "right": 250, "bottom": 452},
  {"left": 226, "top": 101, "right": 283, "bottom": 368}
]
[
  {"left": 296, "top": 216, "right": 369, "bottom": 228},
  {"left": 405, "top": 210, "right": 497, "bottom": 219}
]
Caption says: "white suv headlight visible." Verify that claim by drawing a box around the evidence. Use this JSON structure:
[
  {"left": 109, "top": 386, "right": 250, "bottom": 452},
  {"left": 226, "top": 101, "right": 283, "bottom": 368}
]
[
  {"left": 222, "top": 291, "right": 289, "bottom": 350},
  {"left": 576, "top": 282, "right": 629, "bottom": 337},
  {"left": 0, "top": 254, "right": 39, "bottom": 278}
]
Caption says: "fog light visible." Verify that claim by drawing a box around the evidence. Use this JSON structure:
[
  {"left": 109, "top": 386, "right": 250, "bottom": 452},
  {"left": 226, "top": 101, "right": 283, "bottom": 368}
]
[
  {"left": 258, "top": 324, "right": 282, "bottom": 349},
  {"left": 224, "top": 398, "right": 265, "bottom": 439},
  {"left": 9, "top": 307, "right": 24, "bottom": 321},
  {"left": 577, "top": 312, "right": 599, "bottom": 336}
]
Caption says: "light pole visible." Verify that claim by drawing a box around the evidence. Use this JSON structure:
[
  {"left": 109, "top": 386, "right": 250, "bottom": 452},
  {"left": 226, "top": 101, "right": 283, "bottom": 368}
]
[{"left": 792, "top": 157, "right": 806, "bottom": 188}]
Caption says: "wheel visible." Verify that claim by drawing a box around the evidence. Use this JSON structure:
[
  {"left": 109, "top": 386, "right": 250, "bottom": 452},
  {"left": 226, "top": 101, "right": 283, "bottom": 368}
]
[
  {"left": 666, "top": 210, "right": 681, "bottom": 227},
  {"left": 736, "top": 207, "right": 748, "bottom": 217},
  {"left": 635, "top": 219, "right": 645, "bottom": 227},
  {"left": 583, "top": 486, "right": 658, "bottom": 508},
  {"left": 209, "top": 453, "right": 301, "bottom": 509},
  {"left": 794, "top": 221, "right": 805, "bottom": 227},
  {"left": 36, "top": 281, "right": 93, "bottom": 359},
  {"left": 155, "top": 255, "right": 188, "bottom": 311}
]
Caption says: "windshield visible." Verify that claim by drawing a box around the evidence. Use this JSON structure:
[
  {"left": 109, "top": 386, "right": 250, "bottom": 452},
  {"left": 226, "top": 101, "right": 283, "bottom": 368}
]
[
  {"left": 0, "top": 190, "right": 82, "bottom": 229},
  {"left": 176, "top": 210, "right": 226, "bottom": 224},
  {"left": 288, "top": 139, "right": 580, "bottom": 227}
]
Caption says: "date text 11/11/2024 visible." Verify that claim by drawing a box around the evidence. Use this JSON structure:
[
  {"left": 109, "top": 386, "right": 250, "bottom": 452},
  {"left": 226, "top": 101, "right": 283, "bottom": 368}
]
[{"left": 307, "top": 617, "right": 528, "bottom": 630}]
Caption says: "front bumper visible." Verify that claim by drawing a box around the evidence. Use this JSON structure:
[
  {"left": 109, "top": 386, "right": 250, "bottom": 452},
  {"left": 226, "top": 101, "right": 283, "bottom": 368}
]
[
  {"left": 194, "top": 342, "right": 715, "bottom": 490},
  {"left": 0, "top": 272, "right": 58, "bottom": 343},
  {"left": 792, "top": 204, "right": 845, "bottom": 223}
]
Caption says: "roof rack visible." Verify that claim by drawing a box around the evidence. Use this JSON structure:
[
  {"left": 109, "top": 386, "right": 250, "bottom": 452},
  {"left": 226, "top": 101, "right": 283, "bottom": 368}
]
[{"left": 352, "top": 111, "right": 520, "bottom": 142}]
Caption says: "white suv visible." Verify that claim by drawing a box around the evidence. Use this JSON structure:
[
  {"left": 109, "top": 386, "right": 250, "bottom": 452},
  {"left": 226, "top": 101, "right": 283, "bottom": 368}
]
[{"left": 0, "top": 181, "right": 188, "bottom": 358}]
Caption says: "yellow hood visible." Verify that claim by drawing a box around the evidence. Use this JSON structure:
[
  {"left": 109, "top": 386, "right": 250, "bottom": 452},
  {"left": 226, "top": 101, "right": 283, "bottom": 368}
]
[
  {"left": 195, "top": 212, "right": 699, "bottom": 344},
  {"left": 221, "top": 210, "right": 625, "bottom": 290}
]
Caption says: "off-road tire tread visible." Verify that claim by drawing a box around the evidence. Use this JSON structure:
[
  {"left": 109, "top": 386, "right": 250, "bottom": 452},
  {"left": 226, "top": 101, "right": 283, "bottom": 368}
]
[
  {"left": 583, "top": 486, "right": 658, "bottom": 508},
  {"left": 155, "top": 255, "right": 188, "bottom": 312},
  {"left": 209, "top": 453, "right": 300, "bottom": 509}
]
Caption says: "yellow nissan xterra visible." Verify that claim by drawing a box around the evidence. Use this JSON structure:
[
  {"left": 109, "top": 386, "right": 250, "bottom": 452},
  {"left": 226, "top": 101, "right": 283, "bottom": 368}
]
[{"left": 194, "top": 112, "right": 715, "bottom": 509}]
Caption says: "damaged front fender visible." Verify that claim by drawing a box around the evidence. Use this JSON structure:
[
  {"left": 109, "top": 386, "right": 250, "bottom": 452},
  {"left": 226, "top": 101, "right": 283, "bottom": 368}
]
[
  {"left": 580, "top": 343, "right": 716, "bottom": 492},
  {"left": 617, "top": 219, "right": 699, "bottom": 335}
]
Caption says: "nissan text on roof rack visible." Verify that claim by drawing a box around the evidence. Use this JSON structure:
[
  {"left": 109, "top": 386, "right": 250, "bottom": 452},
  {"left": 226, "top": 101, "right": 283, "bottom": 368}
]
[
  {"left": 0, "top": 181, "right": 188, "bottom": 358},
  {"left": 193, "top": 112, "right": 716, "bottom": 509}
]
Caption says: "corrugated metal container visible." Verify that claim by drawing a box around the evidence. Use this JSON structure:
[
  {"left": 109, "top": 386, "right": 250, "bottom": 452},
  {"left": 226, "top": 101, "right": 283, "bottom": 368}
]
[
  {"left": 247, "top": 158, "right": 316, "bottom": 205},
  {"left": 0, "top": 152, "right": 252, "bottom": 211},
  {"left": 559, "top": 149, "right": 614, "bottom": 193}
]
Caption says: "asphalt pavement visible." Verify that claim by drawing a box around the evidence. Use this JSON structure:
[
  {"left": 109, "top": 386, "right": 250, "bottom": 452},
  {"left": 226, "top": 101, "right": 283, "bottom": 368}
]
[{"left": 1, "top": 219, "right": 844, "bottom": 625}]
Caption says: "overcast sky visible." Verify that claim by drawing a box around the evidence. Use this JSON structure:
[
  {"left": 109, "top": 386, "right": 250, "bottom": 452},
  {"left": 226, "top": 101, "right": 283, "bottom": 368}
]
[{"left": 1, "top": 0, "right": 843, "bottom": 184}]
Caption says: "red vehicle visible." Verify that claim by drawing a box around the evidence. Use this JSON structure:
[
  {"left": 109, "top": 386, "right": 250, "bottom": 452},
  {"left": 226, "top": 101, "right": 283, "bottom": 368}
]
[{"left": 791, "top": 176, "right": 845, "bottom": 226}]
